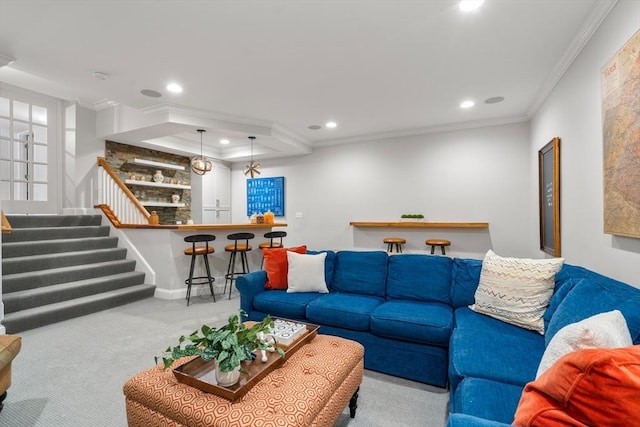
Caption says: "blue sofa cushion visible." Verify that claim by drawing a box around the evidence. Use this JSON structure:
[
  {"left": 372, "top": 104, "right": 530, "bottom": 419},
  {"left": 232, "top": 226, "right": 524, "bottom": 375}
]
[
  {"left": 306, "top": 293, "right": 384, "bottom": 331},
  {"left": 546, "top": 277, "right": 640, "bottom": 346},
  {"left": 449, "top": 310, "right": 545, "bottom": 390},
  {"left": 370, "top": 300, "right": 453, "bottom": 346},
  {"left": 451, "top": 258, "right": 482, "bottom": 308},
  {"left": 446, "top": 414, "right": 512, "bottom": 427},
  {"left": 330, "top": 251, "right": 388, "bottom": 297},
  {"left": 253, "top": 290, "right": 321, "bottom": 320},
  {"left": 307, "top": 249, "right": 337, "bottom": 285},
  {"left": 454, "top": 307, "right": 535, "bottom": 336},
  {"left": 387, "top": 254, "right": 453, "bottom": 304},
  {"left": 541, "top": 264, "right": 590, "bottom": 330},
  {"left": 453, "top": 377, "right": 524, "bottom": 424}
]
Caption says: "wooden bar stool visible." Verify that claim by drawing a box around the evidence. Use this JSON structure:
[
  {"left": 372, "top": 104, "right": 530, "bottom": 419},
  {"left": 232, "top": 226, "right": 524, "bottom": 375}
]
[
  {"left": 258, "top": 231, "right": 287, "bottom": 268},
  {"left": 426, "top": 239, "right": 451, "bottom": 255},
  {"left": 183, "top": 234, "right": 216, "bottom": 306},
  {"left": 384, "top": 237, "right": 406, "bottom": 253},
  {"left": 224, "top": 233, "right": 254, "bottom": 299}
]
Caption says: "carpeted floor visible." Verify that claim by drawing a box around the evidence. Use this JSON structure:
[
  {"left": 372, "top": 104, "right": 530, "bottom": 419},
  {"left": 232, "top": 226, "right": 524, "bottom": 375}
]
[{"left": 3, "top": 291, "right": 449, "bottom": 426}]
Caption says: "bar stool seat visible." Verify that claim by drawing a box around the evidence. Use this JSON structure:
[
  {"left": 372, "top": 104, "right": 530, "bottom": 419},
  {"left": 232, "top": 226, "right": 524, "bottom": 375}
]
[
  {"left": 183, "top": 234, "right": 216, "bottom": 306},
  {"left": 384, "top": 237, "right": 406, "bottom": 253},
  {"left": 224, "top": 233, "right": 254, "bottom": 299},
  {"left": 426, "top": 239, "right": 451, "bottom": 255},
  {"left": 258, "top": 231, "right": 287, "bottom": 267}
]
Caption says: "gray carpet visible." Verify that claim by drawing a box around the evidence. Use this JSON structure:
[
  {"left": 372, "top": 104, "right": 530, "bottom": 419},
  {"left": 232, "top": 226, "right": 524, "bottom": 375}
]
[{"left": 2, "top": 292, "right": 449, "bottom": 426}]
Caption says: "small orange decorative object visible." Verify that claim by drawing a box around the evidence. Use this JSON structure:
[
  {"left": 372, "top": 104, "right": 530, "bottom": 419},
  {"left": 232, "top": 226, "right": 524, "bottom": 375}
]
[
  {"left": 264, "top": 211, "right": 274, "bottom": 224},
  {"left": 149, "top": 211, "right": 159, "bottom": 225}
]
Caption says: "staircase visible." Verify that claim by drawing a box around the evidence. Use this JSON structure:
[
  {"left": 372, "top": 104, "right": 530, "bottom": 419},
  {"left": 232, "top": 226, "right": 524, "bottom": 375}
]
[{"left": 1, "top": 214, "right": 155, "bottom": 333}]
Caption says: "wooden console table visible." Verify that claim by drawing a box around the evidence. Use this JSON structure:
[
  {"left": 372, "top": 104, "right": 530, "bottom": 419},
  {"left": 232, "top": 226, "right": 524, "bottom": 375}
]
[{"left": 349, "top": 221, "right": 489, "bottom": 228}]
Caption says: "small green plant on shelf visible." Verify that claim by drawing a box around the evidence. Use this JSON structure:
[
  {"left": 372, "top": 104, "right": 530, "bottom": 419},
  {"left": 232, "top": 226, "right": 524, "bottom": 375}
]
[
  {"left": 156, "top": 310, "right": 284, "bottom": 373},
  {"left": 400, "top": 214, "right": 424, "bottom": 219}
]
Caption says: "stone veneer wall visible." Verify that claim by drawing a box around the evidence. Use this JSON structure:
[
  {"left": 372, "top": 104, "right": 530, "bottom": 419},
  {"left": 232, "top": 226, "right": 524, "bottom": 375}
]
[{"left": 105, "top": 141, "right": 192, "bottom": 225}]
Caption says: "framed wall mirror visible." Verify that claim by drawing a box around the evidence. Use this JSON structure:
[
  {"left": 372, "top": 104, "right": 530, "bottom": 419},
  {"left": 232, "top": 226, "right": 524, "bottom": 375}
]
[{"left": 539, "top": 137, "right": 561, "bottom": 257}]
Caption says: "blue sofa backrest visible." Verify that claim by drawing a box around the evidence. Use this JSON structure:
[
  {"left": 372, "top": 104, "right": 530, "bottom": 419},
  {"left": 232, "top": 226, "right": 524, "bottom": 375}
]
[
  {"left": 451, "top": 258, "right": 482, "bottom": 308},
  {"left": 387, "top": 254, "right": 452, "bottom": 303},
  {"left": 545, "top": 271, "right": 640, "bottom": 345},
  {"left": 331, "top": 251, "right": 388, "bottom": 297},
  {"left": 307, "top": 249, "right": 337, "bottom": 287}
]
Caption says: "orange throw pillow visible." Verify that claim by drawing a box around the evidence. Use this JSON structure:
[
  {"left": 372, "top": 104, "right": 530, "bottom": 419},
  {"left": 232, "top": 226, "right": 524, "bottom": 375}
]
[
  {"left": 263, "top": 246, "right": 307, "bottom": 289},
  {"left": 513, "top": 345, "right": 640, "bottom": 426}
]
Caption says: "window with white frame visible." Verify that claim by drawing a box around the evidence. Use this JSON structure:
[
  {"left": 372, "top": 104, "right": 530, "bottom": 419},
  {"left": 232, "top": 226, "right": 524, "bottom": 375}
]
[{"left": 0, "top": 95, "right": 49, "bottom": 201}]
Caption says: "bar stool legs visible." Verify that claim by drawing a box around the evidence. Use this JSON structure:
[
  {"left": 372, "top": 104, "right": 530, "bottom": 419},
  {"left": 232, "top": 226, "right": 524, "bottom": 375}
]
[
  {"left": 224, "top": 233, "right": 254, "bottom": 300},
  {"left": 383, "top": 237, "right": 406, "bottom": 253},
  {"left": 184, "top": 234, "right": 216, "bottom": 306},
  {"left": 425, "top": 239, "right": 451, "bottom": 255}
]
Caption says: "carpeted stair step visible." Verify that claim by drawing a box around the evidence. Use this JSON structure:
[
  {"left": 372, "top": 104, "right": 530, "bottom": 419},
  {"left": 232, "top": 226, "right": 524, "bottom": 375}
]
[
  {"left": 1, "top": 225, "right": 111, "bottom": 243},
  {"left": 2, "top": 213, "right": 155, "bottom": 333},
  {"left": 3, "top": 271, "right": 147, "bottom": 313},
  {"left": 2, "top": 236, "right": 119, "bottom": 258},
  {"left": 2, "top": 284, "right": 156, "bottom": 333},
  {"left": 5, "top": 214, "right": 103, "bottom": 228},
  {"left": 2, "top": 247, "right": 128, "bottom": 275},
  {"left": 2, "top": 259, "right": 137, "bottom": 293}
]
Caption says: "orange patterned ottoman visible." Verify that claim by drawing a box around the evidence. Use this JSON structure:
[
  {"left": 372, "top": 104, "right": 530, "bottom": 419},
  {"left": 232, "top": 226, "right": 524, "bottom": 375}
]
[{"left": 124, "top": 335, "right": 364, "bottom": 427}]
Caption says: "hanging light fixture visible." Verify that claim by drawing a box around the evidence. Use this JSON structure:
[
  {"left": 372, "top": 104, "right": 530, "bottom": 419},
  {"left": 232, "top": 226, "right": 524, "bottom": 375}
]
[
  {"left": 243, "top": 136, "right": 261, "bottom": 178},
  {"left": 191, "top": 129, "right": 213, "bottom": 175}
]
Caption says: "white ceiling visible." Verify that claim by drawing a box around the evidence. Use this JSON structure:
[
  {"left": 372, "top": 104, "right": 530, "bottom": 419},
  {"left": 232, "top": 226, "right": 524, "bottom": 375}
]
[{"left": 0, "top": 0, "right": 616, "bottom": 161}]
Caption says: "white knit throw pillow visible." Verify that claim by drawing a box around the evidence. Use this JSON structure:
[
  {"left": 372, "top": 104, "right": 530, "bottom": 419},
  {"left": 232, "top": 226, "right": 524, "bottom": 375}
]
[
  {"left": 470, "top": 250, "right": 564, "bottom": 334},
  {"left": 536, "top": 310, "right": 632, "bottom": 378}
]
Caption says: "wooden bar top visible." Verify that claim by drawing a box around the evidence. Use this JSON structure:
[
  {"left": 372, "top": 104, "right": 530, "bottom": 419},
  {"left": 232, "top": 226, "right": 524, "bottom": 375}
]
[
  {"left": 117, "top": 223, "right": 287, "bottom": 230},
  {"left": 350, "top": 221, "right": 488, "bottom": 228}
]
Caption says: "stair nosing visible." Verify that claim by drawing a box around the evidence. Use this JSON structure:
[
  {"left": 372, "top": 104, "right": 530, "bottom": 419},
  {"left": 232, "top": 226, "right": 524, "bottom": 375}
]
[
  {"left": 2, "top": 259, "right": 137, "bottom": 281},
  {"left": 3, "top": 284, "right": 156, "bottom": 320}
]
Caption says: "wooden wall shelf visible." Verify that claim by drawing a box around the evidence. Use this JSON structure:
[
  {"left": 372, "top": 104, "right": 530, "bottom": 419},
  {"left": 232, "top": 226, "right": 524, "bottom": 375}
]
[
  {"left": 125, "top": 179, "right": 191, "bottom": 190},
  {"left": 121, "top": 158, "right": 186, "bottom": 171},
  {"left": 350, "top": 221, "right": 489, "bottom": 229},
  {"left": 141, "top": 201, "right": 186, "bottom": 208}
]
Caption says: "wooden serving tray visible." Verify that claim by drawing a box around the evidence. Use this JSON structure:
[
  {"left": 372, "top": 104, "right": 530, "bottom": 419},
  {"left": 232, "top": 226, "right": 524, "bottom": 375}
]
[{"left": 173, "top": 319, "right": 319, "bottom": 401}]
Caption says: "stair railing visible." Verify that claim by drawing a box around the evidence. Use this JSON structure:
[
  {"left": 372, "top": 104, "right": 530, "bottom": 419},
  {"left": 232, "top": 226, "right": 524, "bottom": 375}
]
[
  {"left": 1, "top": 210, "right": 11, "bottom": 234},
  {"left": 96, "top": 157, "right": 151, "bottom": 226}
]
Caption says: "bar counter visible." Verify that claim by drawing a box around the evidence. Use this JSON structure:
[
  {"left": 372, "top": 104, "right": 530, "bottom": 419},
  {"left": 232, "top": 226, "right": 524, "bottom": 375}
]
[
  {"left": 118, "top": 222, "right": 288, "bottom": 230},
  {"left": 117, "top": 222, "right": 287, "bottom": 300}
]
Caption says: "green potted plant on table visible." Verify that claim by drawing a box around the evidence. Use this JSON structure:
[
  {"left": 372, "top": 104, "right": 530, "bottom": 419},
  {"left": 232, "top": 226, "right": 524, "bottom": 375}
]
[
  {"left": 156, "top": 310, "right": 284, "bottom": 387},
  {"left": 400, "top": 214, "right": 424, "bottom": 221}
]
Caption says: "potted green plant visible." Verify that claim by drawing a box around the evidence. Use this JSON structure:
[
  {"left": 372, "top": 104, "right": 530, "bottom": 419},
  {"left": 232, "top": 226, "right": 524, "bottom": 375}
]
[
  {"left": 400, "top": 214, "right": 424, "bottom": 221},
  {"left": 156, "top": 310, "right": 284, "bottom": 387}
]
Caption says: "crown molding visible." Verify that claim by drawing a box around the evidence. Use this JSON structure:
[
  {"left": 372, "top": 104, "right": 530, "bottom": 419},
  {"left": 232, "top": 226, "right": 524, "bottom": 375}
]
[
  {"left": 312, "top": 114, "right": 530, "bottom": 148},
  {"left": 526, "top": 0, "right": 618, "bottom": 118}
]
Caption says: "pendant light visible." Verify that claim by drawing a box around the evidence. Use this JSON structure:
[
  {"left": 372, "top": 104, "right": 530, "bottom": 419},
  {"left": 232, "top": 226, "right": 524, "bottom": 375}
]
[
  {"left": 243, "top": 136, "right": 261, "bottom": 178},
  {"left": 191, "top": 129, "right": 213, "bottom": 175}
]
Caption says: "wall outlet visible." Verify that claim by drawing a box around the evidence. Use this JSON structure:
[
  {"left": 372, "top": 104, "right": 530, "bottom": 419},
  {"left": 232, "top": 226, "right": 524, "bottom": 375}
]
[{"left": 295, "top": 212, "right": 303, "bottom": 218}]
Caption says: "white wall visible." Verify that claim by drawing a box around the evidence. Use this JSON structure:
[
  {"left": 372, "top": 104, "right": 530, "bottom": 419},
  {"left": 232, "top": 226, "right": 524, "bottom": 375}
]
[
  {"left": 231, "top": 121, "right": 533, "bottom": 260},
  {"left": 530, "top": 0, "right": 640, "bottom": 287},
  {"left": 62, "top": 103, "right": 104, "bottom": 211}
]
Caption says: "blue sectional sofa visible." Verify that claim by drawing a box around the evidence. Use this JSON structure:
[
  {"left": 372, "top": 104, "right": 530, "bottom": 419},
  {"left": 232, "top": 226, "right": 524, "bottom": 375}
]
[{"left": 236, "top": 250, "right": 640, "bottom": 426}]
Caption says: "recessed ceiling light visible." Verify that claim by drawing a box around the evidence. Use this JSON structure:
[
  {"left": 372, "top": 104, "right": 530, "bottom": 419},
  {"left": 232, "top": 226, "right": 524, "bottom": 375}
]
[
  {"left": 484, "top": 96, "right": 505, "bottom": 104},
  {"left": 460, "top": 100, "right": 475, "bottom": 109},
  {"left": 220, "top": 139, "right": 230, "bottom": 145},
  {"left": 140, "top": 89, "right": 162, "bottom": 98},
  {"left": 459, "top": 0, "right": 484, "bottom": 12},
  {"left": 92, "top": 71, "right": 108, "bottom": 80},
  {"left": 308, "top": 125, "right": 322, "bottom": 130},
  {"left": 325, "top": 121, "right": 337, "bottom": 128},
  {"left": 166, "top": 83, "right": 183, "bottom": 93}
]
